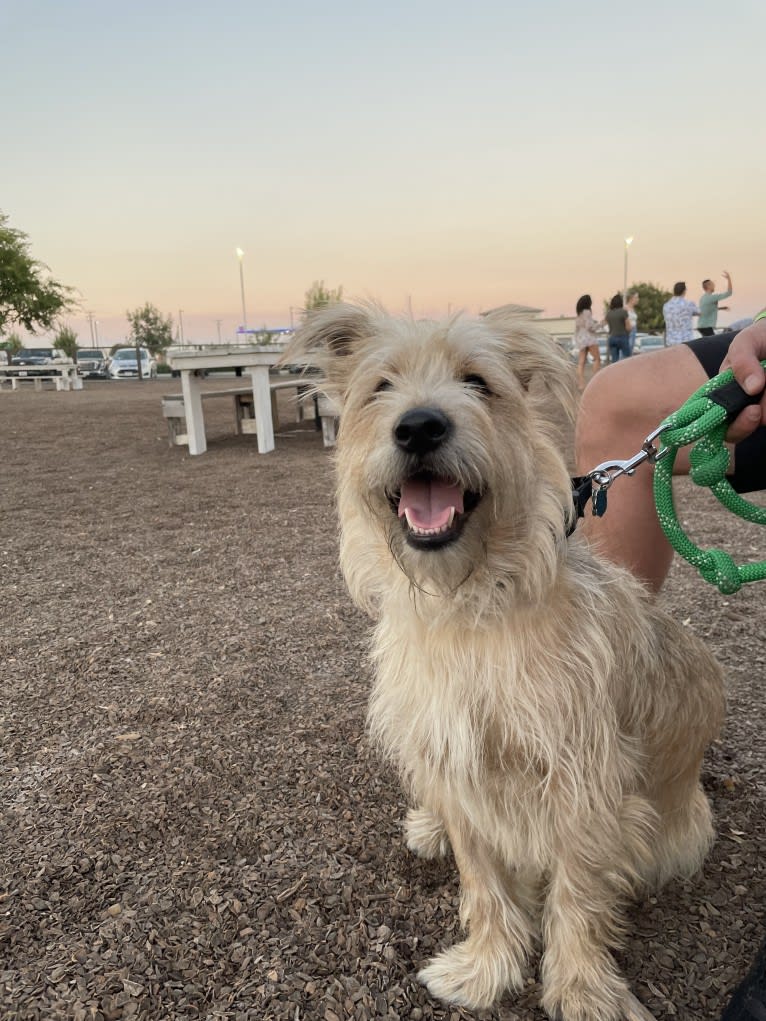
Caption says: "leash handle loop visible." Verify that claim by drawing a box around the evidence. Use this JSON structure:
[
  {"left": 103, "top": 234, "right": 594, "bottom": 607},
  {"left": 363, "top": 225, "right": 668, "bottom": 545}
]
[{"left": 652, "top": 362, "right": 766, "bottom": 594}]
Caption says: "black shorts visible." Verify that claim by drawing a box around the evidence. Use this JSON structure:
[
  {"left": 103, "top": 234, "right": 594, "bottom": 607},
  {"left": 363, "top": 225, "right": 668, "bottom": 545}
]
[{"left": 685, "top": 331, "right": 766, "bottom": 494}]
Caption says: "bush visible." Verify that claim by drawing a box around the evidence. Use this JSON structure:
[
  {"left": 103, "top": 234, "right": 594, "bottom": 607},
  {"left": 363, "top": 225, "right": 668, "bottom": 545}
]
[{"left": 54, "top": 325, "right": 79, "bottom": 361}]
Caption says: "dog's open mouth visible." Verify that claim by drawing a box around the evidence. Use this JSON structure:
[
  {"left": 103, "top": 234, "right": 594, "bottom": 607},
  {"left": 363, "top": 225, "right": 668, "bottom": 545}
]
[{"left": 391, "top": 472, "right": 482, "bottom": 549}]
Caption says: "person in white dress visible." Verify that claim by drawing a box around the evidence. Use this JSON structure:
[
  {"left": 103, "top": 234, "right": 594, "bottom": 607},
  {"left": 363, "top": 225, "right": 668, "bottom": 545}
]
[{"left": 573, "top": 294, "right": 603, "bottom": 389}]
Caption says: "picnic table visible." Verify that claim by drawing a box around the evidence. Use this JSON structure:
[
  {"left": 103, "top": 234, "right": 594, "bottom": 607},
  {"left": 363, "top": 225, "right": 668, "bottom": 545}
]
[{"left": 165, "top": 344, "right": 302, "bottom": 455}]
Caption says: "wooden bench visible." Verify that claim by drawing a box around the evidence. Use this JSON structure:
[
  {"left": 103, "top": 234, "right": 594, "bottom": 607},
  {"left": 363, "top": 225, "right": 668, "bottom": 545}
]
[
  {"left": 241, "top": 387, "right": 339, "bottom": 447},
  {"left": 1, "top": 374, "right": 70, "bottom": 391},
  {"left": 160, "top": 379, "right": 317, "bottom": 447},
  {"left": 239, "top": 378, "right": 313, "bottom": 433}
]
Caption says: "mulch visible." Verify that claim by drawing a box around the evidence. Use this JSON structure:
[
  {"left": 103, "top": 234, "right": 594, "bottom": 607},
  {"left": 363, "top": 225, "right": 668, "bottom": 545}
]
[{"left": 1, "top": 380, "right": 764, "bottom": 1021}]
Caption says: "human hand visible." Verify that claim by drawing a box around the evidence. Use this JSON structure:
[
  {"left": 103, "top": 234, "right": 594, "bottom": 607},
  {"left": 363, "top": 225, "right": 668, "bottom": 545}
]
[{"left": 720, "top": 317, "right": 766, "bottom": 442}]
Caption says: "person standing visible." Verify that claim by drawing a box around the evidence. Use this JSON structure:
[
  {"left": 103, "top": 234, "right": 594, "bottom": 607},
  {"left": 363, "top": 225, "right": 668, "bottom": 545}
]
[
  {"left": 698, "top": 271, "right": 733, "bottom": 336},
  {"left": 573, "top": 294, "right": 603, "bottom": 388},
  {"left": 663, "top": 282, "right": 700, "bottom": 345},
  {"left": 605, "top": 293, "right": 631, "bottom": 362},
  {"left": 625, "top": 290, "right": 639, "bottom": 353}
]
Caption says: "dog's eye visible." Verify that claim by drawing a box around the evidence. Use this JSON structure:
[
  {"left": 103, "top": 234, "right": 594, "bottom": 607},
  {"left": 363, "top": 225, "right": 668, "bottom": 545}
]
[
  {"left": 463, "top": 374, "right": 492, "bottom": 396},
  {"left": 374, "top": 379, "right": 392, "bottom": 394}
]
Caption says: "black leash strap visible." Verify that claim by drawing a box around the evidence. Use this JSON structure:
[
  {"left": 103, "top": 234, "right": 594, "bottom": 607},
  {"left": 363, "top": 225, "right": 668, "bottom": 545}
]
[{"left": 567, "top": 476, "right": 593, "bottom": 536}]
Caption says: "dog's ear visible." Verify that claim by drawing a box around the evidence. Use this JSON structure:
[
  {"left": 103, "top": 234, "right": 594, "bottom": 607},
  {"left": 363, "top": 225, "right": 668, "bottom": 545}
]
[
  {"left": 279, "top": 303, "right": 373, "bottom": 400},
  {"left": 482, "top": 308, "right": 578, "bottom": 425}
]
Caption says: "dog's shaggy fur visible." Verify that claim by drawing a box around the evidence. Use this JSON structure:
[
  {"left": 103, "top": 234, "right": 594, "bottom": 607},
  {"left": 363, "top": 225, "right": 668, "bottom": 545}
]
[{"left": 286, "top": 304, "right": 725, "bottom": 1021}]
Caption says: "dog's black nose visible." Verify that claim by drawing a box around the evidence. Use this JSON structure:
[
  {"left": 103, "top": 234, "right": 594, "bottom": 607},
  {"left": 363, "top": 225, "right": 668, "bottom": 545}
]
[{"left": 393, "top": 407, "right": 452, "bottom": 454}]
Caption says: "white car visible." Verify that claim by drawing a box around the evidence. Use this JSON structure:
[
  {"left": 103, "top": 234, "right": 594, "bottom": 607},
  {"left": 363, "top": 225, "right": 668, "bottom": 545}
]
[{"left": 108, "top": 347, "right": 158, "bottom": 379}]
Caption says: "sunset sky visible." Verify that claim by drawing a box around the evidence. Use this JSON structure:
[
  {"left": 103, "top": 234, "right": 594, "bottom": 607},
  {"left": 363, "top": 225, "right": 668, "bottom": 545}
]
[{"left": 4, "top": 0, "right": 764, "bottom": 345}]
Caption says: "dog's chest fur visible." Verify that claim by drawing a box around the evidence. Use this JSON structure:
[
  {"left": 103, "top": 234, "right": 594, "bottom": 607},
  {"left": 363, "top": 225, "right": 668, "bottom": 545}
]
[{"left": 368, "top": 600, "right": 623, "bottom": 865}]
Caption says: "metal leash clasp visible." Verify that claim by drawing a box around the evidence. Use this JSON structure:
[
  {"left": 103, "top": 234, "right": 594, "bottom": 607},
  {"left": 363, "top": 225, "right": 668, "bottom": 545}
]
[{"left": 586, "top": 425, "right": 670, "bottom": 517}]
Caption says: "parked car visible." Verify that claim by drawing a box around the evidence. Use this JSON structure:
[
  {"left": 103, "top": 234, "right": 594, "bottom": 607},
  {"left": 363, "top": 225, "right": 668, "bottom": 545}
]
[
  {"left": 108, "top": 347, "right": 158, "bottom": 379},
  {"left": 76, "top": 349, "right": 110, "bottom": 379},
  {"left": 10, "top": 347, "right": 67, "bottom": 376},
  {"left": 633, "top": 333, "right": 665, "bottom": 354}
]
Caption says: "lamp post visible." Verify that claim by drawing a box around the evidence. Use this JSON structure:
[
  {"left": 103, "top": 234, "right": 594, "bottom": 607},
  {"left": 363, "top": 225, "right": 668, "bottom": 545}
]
[
  {"left": 623, "top": 236, "right": 634, "bottom": 299},
  {"left": 236, "top": 248, "right": 248, "bottom": 334},
  {"left": 178, "top": 309, "right": 185, "bottom": 344}
]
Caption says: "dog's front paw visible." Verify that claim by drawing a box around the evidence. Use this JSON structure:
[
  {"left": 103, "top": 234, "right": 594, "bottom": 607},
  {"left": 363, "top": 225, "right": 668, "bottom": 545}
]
[
  {"left": 419, "top": 938, "right": 524, "bottom": 1010},
  {"left": 542, "top": 972, "right": 640, "bottom": 1021},
  {"left": 405, "top": 807, "right": 450, "bottom": 859}
]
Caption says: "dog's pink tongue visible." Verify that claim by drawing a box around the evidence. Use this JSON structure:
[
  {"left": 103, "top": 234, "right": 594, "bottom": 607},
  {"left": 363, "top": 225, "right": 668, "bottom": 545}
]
[{"left": 398, "top": 478, "right": 464, "bottom": 529}]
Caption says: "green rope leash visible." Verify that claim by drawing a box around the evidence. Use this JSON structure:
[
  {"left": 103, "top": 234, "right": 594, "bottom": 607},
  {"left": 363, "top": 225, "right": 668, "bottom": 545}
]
[{"left": 652, "top": 362, "right": 766, "bottom": 594}]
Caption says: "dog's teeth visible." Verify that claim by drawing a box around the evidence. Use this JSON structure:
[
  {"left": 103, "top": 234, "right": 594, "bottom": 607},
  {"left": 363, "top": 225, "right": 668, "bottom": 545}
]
[{"left": 404, "top": 506, "right": 457, "bottom": 537}]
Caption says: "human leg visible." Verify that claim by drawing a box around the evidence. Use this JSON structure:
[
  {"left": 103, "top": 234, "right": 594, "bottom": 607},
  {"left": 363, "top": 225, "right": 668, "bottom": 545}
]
[
  {"left": 608, "top": 335, "right": 630, "bottom": 362},
  {"left": 575, "top": 344, "right": 708, "bottom": 592},
  {"left": 577, "top": 348, "right": 588, "bottom": 388},
  {"left": 590, "top": 343, "right": 601, "bottom": 373}
]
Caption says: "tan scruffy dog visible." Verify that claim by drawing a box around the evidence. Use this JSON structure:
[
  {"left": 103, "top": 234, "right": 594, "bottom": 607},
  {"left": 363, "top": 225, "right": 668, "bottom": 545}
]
[{"left": 286, "top": 303, "right": 724, "bottom": 1021}]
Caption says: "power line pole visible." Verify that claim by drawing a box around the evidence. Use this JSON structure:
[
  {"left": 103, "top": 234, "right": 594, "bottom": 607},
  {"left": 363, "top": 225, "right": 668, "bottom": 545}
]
[{"left": 236, "top": 248, "right": 248, "bottom": 331}]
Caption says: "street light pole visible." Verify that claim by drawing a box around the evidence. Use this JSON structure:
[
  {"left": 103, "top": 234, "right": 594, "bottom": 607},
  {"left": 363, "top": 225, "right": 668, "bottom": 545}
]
[
  {"left": 236, "top": 248, "right": 248, "bottom": 334},
  {"left": 623, "top": 236, "right": 634, "bottom": 300},
  {"left": 178, "top": 309, "right": 185, "bottom": 344}
]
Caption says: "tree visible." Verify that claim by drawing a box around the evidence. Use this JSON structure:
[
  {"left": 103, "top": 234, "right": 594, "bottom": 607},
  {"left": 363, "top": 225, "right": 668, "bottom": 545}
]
[
  {"left": 302, "top": 280, "right": 343, "bottom": 319},
  {"left": 0, "top": 330, "right": 23, "bottom": 364},
  {"left": 628, "top": 282, "right": 672, "bottom": 334},
  {"left": 0, "top": 211, "right": 74, "bottom": 333},
  {"left": 126, "top": 302, "right": 174, "bottom": 357},
  {"left": 54, "top": 325, "right": 79, "bottom": 361}
]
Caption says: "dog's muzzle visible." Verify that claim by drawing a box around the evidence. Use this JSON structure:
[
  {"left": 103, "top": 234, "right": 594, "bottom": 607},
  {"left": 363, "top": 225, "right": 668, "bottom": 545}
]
[{"left": 390, "top": 407, "right": 482, "bottom": 550}]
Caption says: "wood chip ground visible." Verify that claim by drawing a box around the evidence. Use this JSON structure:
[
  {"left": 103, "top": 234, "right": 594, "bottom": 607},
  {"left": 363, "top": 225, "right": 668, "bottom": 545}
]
[{"left": 1, "top": 381, "right": 764, "bottom": 1020}]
